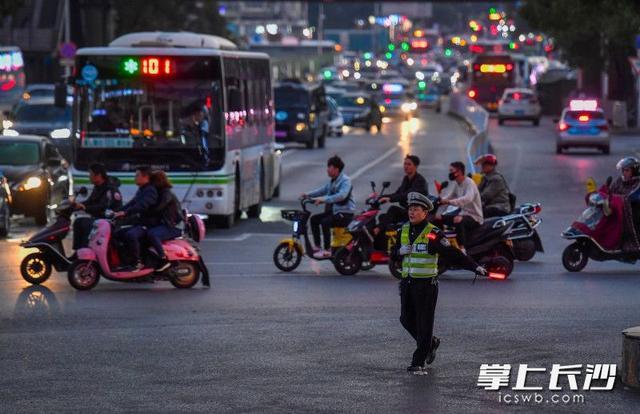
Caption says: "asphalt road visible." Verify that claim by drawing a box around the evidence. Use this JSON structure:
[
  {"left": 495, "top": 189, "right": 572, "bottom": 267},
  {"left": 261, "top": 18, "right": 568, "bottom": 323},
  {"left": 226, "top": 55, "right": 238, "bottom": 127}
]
[{"left": 2, "top": 106, "right": 640, "bottom": 413}]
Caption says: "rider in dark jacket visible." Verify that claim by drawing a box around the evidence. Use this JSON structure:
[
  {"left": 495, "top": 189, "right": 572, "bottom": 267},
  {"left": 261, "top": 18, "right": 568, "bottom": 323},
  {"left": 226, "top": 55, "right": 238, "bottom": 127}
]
[
  {"left": 147, "top": 170, "right": 183, "bottom": 271},
  {"left": 379, "top": 154, "right": 429, "bottom": 227},
  {"left": 113, "top": 166, "right": 158, "bottom": 269},
  {"left": 72, "top": 164, "right": 122, "bottom": 250}
]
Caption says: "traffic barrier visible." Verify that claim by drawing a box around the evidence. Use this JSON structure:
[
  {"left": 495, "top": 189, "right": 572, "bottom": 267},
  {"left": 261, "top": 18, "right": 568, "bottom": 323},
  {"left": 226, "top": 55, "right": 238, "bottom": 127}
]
[{"left": 448, "top": 91, "right": 492, "bottom": 174}]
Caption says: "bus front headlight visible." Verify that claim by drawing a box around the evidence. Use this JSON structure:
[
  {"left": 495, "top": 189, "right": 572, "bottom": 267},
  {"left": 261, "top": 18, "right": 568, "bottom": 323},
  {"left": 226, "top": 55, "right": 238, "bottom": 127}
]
[{"left": 295, "top": 122, "right": 307, "bottom": 132}]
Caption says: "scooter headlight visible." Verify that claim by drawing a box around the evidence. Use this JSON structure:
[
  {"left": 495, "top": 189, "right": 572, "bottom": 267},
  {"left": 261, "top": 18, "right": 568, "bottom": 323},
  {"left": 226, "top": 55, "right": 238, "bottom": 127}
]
[{"left": 16, "top": 176, "right": 42, "bottom": 191}]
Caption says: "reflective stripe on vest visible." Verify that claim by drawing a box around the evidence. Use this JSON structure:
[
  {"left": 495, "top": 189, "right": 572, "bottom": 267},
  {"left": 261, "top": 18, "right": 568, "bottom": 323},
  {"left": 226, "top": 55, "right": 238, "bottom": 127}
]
[{"left": 400, "top": 222, "right": 439, "bottom": 278}]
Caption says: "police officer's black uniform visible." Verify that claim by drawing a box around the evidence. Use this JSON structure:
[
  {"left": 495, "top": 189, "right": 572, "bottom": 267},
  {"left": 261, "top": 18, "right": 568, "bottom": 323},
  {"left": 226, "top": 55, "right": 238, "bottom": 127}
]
[{"left": 393, "top": 192, "right": 483, "bottom": 373}]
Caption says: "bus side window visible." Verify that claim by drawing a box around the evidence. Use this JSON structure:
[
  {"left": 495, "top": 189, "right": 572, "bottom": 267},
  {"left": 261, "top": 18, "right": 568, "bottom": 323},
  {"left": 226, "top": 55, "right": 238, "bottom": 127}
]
[{"left": 210, "top": 81, "right": 224, "bottom": 148}]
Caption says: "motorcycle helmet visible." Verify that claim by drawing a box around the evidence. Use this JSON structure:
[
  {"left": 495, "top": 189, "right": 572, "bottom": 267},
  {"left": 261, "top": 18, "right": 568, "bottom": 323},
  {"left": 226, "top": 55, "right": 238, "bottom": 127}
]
[
  {"left": 474, "top": 153, "right": 498, "bottom": 166},
  {"left": 616, "top": 157, "right": 640, "bottom": 176}
]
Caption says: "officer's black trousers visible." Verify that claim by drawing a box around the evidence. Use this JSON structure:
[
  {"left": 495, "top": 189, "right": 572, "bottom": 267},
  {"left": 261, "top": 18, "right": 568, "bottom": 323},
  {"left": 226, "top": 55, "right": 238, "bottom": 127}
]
[{"left": 399, "top": 278, "right": 439, "bottom": 366}]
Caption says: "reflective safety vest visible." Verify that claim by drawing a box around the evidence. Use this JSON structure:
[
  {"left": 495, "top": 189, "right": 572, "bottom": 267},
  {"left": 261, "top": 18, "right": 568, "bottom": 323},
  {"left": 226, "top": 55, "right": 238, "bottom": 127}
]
[{"left": 400, "top": 222, "right": 439, "bottom": 279}]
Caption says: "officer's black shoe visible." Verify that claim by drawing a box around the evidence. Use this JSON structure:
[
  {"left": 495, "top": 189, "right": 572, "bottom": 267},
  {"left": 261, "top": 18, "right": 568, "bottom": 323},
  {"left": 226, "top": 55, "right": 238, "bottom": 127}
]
[
  {"left": 426, "top": 336, "right": 441, "bottom": 365},
  {"left": 406, "top": 365, "right": 424, "bottom": 374}
]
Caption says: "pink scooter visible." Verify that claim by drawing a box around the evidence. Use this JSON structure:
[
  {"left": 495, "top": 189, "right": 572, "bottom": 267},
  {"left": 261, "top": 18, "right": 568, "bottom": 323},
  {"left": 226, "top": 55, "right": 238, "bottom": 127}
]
[{"left": 67, "top": 213, "right": 209, "bottom": 291}]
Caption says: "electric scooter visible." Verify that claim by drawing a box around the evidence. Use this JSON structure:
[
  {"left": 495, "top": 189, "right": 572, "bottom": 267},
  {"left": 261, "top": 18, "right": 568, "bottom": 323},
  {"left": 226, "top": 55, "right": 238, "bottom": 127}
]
[
  {"left": 19, "top": 187, "right": 88, "bottom": 284},
  {"left": 67, "top": 212, "right": 209, "bottom": 290},
  {"left": 561, "top": 178, "right": 640, "bottom": 271},
  {"left": 332, "top": 181, "right": 403, "bottom": 277},
  {"left": 273, "top": 198, "right": 352, "bottom": 272}
]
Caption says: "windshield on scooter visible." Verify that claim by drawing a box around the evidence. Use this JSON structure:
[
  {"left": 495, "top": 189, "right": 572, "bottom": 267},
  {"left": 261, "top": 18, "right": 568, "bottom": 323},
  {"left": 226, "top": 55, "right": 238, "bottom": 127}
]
[{"left": 575, "top": 205, "right": 604, "bottom": 231}]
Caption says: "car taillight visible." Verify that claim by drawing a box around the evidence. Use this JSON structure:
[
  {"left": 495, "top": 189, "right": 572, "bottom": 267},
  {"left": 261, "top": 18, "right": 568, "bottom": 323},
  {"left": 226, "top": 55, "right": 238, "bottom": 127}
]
[
  {"left": 513, "top": 93, "right": 520, "bottom": 100},
  {"left": 468, "top": 89, "right": 477, "bottom": 99},
  {"left": 559, "top": 121, "right": 568, "bottom": 131},
  {"left": 384, "top": 98, "right": 391, "bottom": 104},
  {"left": 578, "top": 115, "right": 590, "bottom": 122},
  {"left": 534, "top": 204, "right": 542, "bottom": 214}
]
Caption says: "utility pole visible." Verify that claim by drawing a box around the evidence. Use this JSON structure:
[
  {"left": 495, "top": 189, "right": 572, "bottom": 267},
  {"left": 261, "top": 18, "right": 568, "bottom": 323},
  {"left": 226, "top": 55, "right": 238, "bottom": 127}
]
[
  {"left": 317, "top": 2, "right": 324, "bottom": 56},
  {"left": 63, "top": 0, "right": 71, "bottom": 78}
]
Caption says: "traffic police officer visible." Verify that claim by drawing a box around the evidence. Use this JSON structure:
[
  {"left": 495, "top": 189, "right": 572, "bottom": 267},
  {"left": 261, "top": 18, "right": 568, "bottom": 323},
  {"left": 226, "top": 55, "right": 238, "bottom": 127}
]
[{"left": 395, "top": 192, "right": 486, "bottom": 374}]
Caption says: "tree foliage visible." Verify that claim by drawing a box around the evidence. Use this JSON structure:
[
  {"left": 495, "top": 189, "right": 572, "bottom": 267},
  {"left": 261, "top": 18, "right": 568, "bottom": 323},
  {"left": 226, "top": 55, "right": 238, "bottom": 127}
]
[
  {"left": 112, "top": 0, "right": 229, "bottom": 39},
  {"left": 519, "top": 0, "right": 640, "bottom": 100},
  {"left": 0, "top": 0, "right": 25, "bottom": 17}
]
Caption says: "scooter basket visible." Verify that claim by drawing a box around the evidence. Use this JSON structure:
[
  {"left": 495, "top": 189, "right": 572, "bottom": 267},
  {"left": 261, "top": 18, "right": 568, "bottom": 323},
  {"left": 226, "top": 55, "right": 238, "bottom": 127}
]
[{"left": 281, "top": 209, "right": 306, "bottom": 221}]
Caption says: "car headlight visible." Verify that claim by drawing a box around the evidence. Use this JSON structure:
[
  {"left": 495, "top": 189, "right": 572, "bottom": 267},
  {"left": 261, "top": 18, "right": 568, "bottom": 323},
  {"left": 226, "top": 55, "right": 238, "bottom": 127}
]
[
  {"left": 295, "top": 122, "right": 307, "bottom": 132},
  {"left": 409, "top": 102, "right": 418, "bottom": 110},
  {"left": 401, "top": 103, "right": 411, "bottom": 113},
  {"left": 50, "top": 128, "right": 71, "bottom": 139},
  {"left": 18, "top": 176, "right": 42, "bottom": 191},
  {"left": 2, "top": 120, "right": 12, "bottom": 129}
]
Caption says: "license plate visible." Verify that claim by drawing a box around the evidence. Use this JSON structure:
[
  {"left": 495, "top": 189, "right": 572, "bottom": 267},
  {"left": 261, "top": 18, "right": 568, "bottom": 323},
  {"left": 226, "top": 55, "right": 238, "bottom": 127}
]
[
  {"left": 574, "top": 127, "right": 591, "bottom": 134},
  {"left": 515, "top": 109, "right": 524, "bottom": 115},
  {"left": 275, "top": 131, "right": 287, "bottom": 138}
]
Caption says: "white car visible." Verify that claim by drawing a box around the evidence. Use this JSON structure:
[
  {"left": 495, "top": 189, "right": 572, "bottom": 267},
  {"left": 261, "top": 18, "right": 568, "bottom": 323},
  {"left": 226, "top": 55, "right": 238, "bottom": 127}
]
[
  {"left": 556, "top": 99, "right": 610, "bottom": 154},
  {"left": 326, "top": 97, "right": 344, "bottom": 137},
  {"left": 497, "top": 88, "right": 541, "bottom": 126}
]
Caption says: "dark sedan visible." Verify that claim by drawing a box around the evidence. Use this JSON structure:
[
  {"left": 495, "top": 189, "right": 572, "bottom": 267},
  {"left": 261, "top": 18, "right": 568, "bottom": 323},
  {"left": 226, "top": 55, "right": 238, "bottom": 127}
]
[{"left": 0, "top": 135, "right": 69, "bottom": 225}]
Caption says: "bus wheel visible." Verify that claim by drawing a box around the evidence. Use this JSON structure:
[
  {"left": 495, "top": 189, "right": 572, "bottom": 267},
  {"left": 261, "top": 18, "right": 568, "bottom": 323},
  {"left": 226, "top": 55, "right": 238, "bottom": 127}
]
[{"left": 305, "top": 133, "right": 316, "bottom": 149}]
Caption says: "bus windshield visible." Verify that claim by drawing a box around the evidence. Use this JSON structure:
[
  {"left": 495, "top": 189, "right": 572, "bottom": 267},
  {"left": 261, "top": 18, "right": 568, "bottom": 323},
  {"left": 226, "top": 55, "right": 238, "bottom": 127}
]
[
  {"left": 74, "top": 55, "right": 224, "bottom": 170},
  {"left": 274, "top": 87, "right": 309, "bottom": 109}
]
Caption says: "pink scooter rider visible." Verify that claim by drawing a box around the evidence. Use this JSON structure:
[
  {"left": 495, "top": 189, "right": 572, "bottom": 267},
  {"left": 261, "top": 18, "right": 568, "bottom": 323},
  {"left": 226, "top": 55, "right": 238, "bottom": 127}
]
[{"left": 67, "top": 212, "right": 208, "bottom": 291}]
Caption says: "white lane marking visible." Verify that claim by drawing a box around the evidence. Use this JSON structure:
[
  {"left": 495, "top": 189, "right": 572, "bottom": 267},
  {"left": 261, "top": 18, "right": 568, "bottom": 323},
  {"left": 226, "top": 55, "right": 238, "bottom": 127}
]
[
  {"left": 350, "top": 146, "right": 400, "bottom": 180},
  {"left": 282, "top": 149, "right": 298, "bottom": 159},
  {"left": 203, "top": 233, "right": 279, "bottom": 242}
]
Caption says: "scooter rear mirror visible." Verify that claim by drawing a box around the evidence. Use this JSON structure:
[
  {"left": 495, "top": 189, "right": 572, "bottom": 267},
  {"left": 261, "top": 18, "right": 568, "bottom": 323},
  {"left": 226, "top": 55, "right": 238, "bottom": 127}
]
[
  {"left": 441, "top": 181, "right": 449, "bottom": 189},
  {"left": 370, "top": 181, "right": 376, "bottom": 191},
  {"left": 382, "top": 181, "right": 391, "bottom": 188}
]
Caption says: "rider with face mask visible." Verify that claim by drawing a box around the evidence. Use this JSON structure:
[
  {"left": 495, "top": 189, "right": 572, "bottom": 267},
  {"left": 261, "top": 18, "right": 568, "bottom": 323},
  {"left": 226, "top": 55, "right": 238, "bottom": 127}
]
[
  {"left": 378, "top": 154, "right": 429, "bottom": 226},
  {"left": 436, "top": 161, "right": 483, "bottom": 252}
]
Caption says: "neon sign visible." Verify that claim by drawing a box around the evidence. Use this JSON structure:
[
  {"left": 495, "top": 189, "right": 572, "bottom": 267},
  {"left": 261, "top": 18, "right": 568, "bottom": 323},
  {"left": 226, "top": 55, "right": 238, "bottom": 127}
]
[{"left": 122, "top": 57, "right": 174, "bottom": 76}]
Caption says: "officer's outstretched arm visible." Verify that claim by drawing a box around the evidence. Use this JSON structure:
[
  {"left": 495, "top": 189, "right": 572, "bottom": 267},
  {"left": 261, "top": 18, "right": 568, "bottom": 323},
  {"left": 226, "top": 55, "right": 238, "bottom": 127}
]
[{"left": 427, "top": 231, "right": 479, "bottom": 272}]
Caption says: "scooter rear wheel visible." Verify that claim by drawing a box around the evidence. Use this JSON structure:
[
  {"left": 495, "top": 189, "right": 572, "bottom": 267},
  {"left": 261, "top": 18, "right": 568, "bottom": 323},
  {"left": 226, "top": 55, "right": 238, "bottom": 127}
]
[
  {"left": 20, "top": 252, "right": 52, "bottom": 285},
  {"left": 562, "top": 243, "right": 588, "bottom": 272},
  {"left": 273, "top": 242, "right": 303, "bottom": 272},
  {"left": 333, "top": 247, "right": 363, "bottom": 276},
  {"left": 389, "top": 258, "right": 402, "bottom": 280},
  {"left": 67, "top": 260, "right": 100, "bottom": 290},
  {"left": 169, "top": 262, "right": 200, "bottom": 289}
]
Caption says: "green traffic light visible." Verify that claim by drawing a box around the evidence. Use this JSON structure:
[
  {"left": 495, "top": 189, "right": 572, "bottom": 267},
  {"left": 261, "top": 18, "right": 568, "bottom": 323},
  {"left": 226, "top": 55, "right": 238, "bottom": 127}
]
[
  {"left": 489, "top": 7, "right": 497, "bottom": 14},
  {"left": 444, "top": 48, "right": 453, "bottom": 57},
  {"left": 364, "top": 52, "right": 372, "bottom": 59},
  {"left": 418, "top": 81, "right": 426, "bottom": 89},
  {"left": 387, "top": 43, "right": 395, "bottom": 52},
  {"left": 323, "top": 70, "right": 333, "bottom": 79},
  {"left": 401, "top": 42, "right": 409, "bottom": 51},
  {"left": 385, "top": 52, "right": 393, "bottom": 59}
]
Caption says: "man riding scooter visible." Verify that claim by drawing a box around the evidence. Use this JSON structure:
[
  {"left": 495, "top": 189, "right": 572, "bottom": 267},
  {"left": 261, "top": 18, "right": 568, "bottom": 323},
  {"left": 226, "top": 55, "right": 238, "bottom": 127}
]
[
  {"left": 301, "top": 155, "right": 355, "bottom": 259},
  {"left": 378, "top": 154, "right": 429, "bottom": 226},
  {"left": 474, "top": 154, "right": 511, "bottom": 218},
  {"left": 113, "top": 166, "right": 158, "bottom": 270},
  {"left": 72, "top": 163, "right": 122, "bottom": 252},
  {"left": 436, "top": 161, "right": 483, "bottom": 253}
]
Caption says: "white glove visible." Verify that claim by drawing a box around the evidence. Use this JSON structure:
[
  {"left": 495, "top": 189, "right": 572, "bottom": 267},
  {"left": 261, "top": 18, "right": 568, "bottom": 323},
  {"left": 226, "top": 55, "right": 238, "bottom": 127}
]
[
  {"left": 475, "top": 266, "right": 487, "bottom": 276},
  {"left": 399, "top": 245, "right": 412, "bottom": 255}
]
